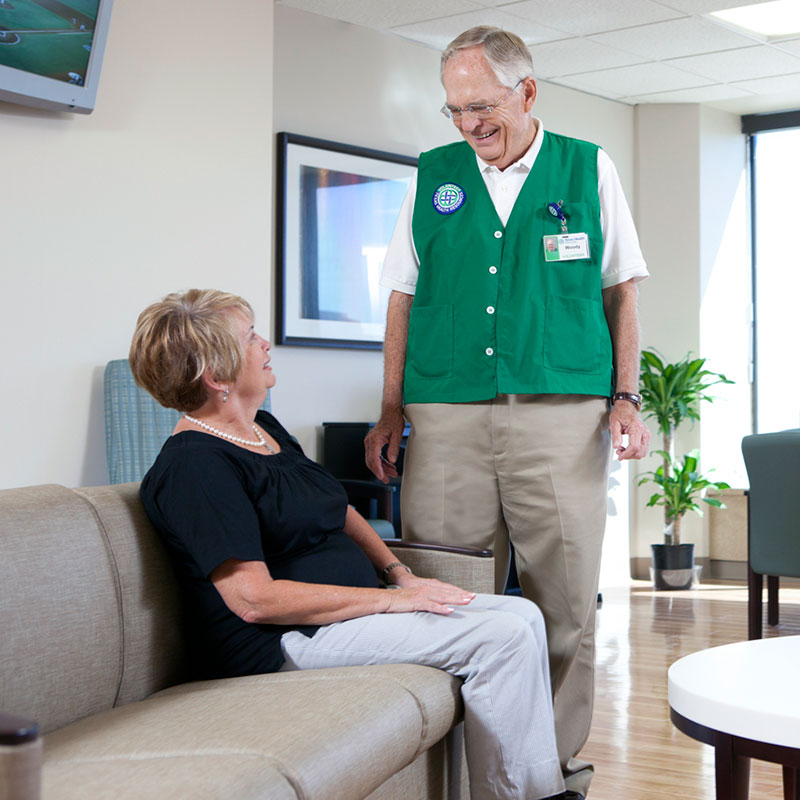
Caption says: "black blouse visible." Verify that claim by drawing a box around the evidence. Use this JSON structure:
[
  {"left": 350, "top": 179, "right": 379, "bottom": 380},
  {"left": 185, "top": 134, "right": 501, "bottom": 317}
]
[{"left": 140, "top": 411, "right": 380, "bottom": 678}]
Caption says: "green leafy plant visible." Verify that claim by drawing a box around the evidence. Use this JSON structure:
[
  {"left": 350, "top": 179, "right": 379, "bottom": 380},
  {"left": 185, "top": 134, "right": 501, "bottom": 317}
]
[
  {"left": 638, "top": 450, "right": 730, "bottom": 546},
  {"left": 640, "top": 349, "right": 733, "bottom": 469},
  {"left": 638, "top": 349, "right": 734, "bottom": 546}
]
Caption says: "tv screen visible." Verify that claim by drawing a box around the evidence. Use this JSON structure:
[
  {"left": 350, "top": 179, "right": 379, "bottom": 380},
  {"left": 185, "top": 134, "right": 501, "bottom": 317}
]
[{"left": 0, "top": 0, "right": 114, "bottom": 114}]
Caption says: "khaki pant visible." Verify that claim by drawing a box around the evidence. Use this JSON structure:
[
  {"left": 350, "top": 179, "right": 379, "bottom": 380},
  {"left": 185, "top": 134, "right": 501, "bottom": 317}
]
[{"left": 401, "top": 394, "right": 611, "bottom": 797}]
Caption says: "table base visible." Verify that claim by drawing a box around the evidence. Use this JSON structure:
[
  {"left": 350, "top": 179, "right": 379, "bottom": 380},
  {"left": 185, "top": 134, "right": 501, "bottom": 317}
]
[{"left": 671, "top": 709, "right": 800, "bottom": 800}]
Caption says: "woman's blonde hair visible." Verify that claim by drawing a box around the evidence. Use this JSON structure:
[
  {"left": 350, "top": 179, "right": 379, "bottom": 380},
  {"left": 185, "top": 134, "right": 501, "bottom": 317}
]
[{"left": 129, "top": 289, "right": 254, "bottom": 412}]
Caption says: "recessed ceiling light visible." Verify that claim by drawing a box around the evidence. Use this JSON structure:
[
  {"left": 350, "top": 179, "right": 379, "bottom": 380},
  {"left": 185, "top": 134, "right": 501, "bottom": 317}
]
[{"left": 709, "top": 0, "right": 800, "bottom": 40}]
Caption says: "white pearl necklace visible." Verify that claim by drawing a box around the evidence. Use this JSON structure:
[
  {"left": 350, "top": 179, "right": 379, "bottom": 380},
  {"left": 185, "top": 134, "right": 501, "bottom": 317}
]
[{"left": 184, "top": 415, "right": 276, "bottom": 453}]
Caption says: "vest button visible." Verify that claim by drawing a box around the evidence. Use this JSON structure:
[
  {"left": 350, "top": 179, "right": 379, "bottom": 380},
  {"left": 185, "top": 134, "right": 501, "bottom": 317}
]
[
  {"left": 486, "top": 306, "right": 495, "bottom": 314},
  {"left": 489, "top": 266, "right": 497, "bottom": 274},
  {"left": 485, "top": 347, "right": 494, "bottom": 356},
  {"left": 494, "top": 231, "right": 502, "bottom": 239}
]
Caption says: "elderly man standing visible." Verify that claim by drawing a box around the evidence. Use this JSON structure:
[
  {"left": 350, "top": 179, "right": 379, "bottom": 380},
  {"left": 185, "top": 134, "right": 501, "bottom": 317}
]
[{"left": 365, "top": 26, "right": 650, "bottom": 799}]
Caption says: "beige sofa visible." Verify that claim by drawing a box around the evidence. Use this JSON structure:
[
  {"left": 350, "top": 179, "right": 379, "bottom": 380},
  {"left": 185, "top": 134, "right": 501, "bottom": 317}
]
[{"left": 0, "top": 483, "right": 494, "bottom": 800}]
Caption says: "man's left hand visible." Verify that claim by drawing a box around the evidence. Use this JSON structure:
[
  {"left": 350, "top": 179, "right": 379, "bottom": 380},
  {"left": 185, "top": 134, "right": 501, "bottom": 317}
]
[{"left": 609, "top": 402, "right": 650, "bottom": 460}]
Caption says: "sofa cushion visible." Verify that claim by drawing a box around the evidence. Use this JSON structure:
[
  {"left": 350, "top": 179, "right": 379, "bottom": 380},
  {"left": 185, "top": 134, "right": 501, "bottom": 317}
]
[
  {"left": 42, "top": 754, "right": 296, "bottom": 800},
  {"left": 76, "top": 484, "right": 188, "bottom": 705},
  {"left": 43, "top": 664, "right": 462, "bottom": 800},
  {"left": 0, "top": 485, "right": 122, "bottom": 734}
]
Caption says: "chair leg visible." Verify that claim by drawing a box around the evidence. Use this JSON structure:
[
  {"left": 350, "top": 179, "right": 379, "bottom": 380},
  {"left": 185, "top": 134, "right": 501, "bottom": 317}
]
[
  {"left": 378, "top": 491, "right": 393, "bottom": 524},
  {"left": 767, "top": 575, "right": 779, "bottom": 627},
  {"left": 748, "top": 565, "right": 763, "bottom": 640}
]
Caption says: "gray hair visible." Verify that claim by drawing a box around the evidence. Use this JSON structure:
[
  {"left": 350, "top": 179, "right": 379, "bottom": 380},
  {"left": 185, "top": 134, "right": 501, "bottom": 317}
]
[{"left": 441, "top": 26, "right": 534, "bottom": 88}]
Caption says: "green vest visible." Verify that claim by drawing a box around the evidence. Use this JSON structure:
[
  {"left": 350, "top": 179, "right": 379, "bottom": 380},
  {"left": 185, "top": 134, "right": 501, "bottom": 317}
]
[{"left": 405, "top": 132, "right": 614, "bottom": 404}]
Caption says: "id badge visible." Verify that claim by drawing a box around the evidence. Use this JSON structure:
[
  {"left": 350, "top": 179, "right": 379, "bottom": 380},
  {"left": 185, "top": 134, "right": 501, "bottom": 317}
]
[{"left": 543, "top": 233, "right": 590, "bottom": 262}]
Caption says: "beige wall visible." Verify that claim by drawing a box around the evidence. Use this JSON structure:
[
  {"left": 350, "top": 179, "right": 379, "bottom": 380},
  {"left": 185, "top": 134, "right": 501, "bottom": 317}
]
[
  {"left": 630, "top": 104, "right": 749, "bottom": 566},
  {"left": 1, "top": 0, "right": 750, "bottom": 580},
  {"left": 272, "top": 6, "right": 636, "bottom": 459},
  {"left": 0, "top": 0, "right": 274, "bottom": 489},
  {"left": 632, "top": 105, "right": 703, "bottom": 560}
]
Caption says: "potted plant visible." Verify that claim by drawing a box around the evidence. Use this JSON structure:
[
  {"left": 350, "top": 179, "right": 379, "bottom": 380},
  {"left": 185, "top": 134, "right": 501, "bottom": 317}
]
[
  {"left": 638, "top": 349, "right": 733, "bottom": 588},
  {"left": 638, "top": 450, "right": 730, "bottom": 589}
]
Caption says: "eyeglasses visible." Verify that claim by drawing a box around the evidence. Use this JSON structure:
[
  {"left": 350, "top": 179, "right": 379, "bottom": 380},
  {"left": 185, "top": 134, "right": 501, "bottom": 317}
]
[{"left": 440, "top": 79, "right": 525, "bottom": 122}]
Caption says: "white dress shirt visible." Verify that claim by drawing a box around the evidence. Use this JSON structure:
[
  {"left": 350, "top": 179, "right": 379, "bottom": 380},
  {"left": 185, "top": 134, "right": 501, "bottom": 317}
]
[{"left": 381, "top": 118, "right": 648, "bottom": 294}]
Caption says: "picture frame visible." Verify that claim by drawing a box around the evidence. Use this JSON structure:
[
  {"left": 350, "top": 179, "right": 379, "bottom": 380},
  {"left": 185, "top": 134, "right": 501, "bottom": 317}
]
[{"left": 275, "top": 132, "right": 417, "bottom": 350}]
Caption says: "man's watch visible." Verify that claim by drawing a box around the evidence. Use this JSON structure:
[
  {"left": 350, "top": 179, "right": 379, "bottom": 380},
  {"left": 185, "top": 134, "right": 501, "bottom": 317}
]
[{"left": 611, "top": 391, "right": 642, "bottom": 411}]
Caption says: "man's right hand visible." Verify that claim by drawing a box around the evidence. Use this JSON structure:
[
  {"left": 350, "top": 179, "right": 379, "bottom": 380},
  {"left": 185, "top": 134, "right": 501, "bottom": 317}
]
[{"left": 365, "top": 409, "right": 405, "bottom": 483}]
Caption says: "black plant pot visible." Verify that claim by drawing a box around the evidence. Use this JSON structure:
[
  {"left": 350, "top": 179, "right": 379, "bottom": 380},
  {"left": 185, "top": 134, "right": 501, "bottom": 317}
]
[{"left": 651, "top": 543, "right": 695, "bottom": 590}]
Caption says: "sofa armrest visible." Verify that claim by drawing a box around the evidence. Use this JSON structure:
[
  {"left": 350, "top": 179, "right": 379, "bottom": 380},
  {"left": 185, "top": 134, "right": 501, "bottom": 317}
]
[
  {"left": 0, "top": 712, "right": 41, "bottom": 800},
  {"left": 387, "top": 540, "right": 495, "bottom": 595},
  {"left": 0, "top": 712, "right": 38, "bottom": 746}
]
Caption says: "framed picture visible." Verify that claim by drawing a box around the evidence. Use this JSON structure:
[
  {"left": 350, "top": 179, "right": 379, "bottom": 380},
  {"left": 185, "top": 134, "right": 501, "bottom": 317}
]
[{"left": 275, "top": 132, "right": 417, "bottom": 349}]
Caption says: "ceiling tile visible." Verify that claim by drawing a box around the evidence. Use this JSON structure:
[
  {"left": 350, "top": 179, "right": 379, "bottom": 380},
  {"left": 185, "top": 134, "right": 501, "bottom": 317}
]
[
  {"left": 652, "top": 0, "right": 775, "bottom": 12},
  {"left": 730, "top": 72, "right": 800, "bottom": 94},
  {"left": 277, "top": 0, "right": 800, "bottom": 114},
  {"left": 497, "top": 0, "right": 683, "bottom": 36},
  {"left": 548, "top": 76, "right": 628, "bottom": 99},
  {"left": 773, "top": 38, "right": 800, "bottom": 57},
  {"left": 589, "top": 17, "right": 760, "bottom": 60},
  {"left": 390, "top": 7, "right": 571, "bottom": 50},
  {"left": 623, "top": 83, "right": 754, "bottom": 103},
  {"left": 667, "top": 45, "right": 800, "bottom": 82},
  {"left": 549, "top": 75, "right": 638, "bottom": 99},
  {"left": 276, "top": 0, "right": 482, "bottom": 29},
  {"left": 530, "top": 38, "right": 647, "bottom": 77},
  {"left": 555, "top": 61, "right": 712, "bottom": 95}
]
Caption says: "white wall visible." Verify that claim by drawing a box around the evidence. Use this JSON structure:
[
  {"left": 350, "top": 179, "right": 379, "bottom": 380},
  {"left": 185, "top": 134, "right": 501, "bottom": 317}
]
[
  {"left": 631, "top": 104, "right": 749, "bottom": 566},
  {"left": 698, "top": 107, "right": 751, "bottom": 490},
  {"left": 270, "top": 6, "right": 451, "bottom": 456},
  {"left": 8, "top": 1, "right": 706, "bottom": 557},
  {"left": 633, "top": 105, "right": 703, "bottom": 559},
  {"left": 272, "top": 5, "right": 636, "bottom": 459},
  {"left": 0, "top": 0, "right": 274, "bottom": 489},
  {"left": 0, "top": 1, "right": 637, "bottom": 489}
]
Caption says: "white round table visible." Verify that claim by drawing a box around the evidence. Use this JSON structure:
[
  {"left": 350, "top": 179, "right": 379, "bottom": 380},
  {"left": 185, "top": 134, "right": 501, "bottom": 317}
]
[{"left": 669, "top": 636, "right": 800, "bottom": 799}]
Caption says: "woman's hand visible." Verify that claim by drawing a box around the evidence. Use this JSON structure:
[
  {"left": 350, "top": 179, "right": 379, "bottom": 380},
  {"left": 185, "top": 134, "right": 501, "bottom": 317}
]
[
  {"left": 383, "top": 573, "right": 476, "bottom": 616},
  {"left": 212, "top": 558, "right": 475, "bottom": 625}
]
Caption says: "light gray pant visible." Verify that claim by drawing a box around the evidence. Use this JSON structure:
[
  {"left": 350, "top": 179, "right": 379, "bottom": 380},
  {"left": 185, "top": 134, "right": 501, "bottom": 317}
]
[{"left": 280, "top": 593, "right": 564, "bottom": 800}]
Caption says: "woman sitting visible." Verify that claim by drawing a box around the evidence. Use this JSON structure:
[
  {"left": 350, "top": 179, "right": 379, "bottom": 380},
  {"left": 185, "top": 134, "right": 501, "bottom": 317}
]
[{"left": 130, "top": 288, "right": 568, "bottom": 800}]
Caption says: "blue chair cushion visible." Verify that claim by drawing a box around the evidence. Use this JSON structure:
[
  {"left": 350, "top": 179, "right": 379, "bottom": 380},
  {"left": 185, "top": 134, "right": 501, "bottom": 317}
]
[{"left": 104, "top": 359, "right": 271, "bottom": 484}]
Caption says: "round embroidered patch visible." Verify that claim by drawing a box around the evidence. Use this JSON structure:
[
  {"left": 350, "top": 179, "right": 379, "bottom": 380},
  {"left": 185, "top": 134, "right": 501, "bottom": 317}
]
[{"left": 432, "top": 183, "right": 466, "bottom": 215}]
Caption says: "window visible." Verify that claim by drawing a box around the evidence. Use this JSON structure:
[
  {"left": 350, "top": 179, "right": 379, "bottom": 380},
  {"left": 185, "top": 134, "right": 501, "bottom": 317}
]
[{"left": 746, "top": 112, "right": 800, "bottom": 434}]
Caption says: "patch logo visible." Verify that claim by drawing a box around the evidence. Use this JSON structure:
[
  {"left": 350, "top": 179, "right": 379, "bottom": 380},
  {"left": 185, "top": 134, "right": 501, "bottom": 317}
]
[{"left": 432, "top": 183, "right": 466, "bottom": 215}]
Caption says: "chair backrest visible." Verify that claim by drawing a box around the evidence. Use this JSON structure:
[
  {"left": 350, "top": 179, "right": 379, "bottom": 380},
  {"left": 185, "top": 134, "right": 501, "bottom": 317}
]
[
  {"left": 104, "top": 359, "right": 271, "bottom": 484},
  {"left": 741, "top": 429, "right": 800, "bottom": 578}
]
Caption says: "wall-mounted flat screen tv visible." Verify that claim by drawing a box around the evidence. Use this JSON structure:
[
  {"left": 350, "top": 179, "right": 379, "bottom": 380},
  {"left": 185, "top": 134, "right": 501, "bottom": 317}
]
[{"left": 0, "top": 0, "right": 113, "bottom": 114}]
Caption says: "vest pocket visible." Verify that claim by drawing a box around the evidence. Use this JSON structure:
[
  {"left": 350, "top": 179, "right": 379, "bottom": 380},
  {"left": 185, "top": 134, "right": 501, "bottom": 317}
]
[
  {"left": 408, "top": 304, "right": 453, "bottom": 378},
  {"left": 544, "top": 295, "right": 605, "bottom": 374}
]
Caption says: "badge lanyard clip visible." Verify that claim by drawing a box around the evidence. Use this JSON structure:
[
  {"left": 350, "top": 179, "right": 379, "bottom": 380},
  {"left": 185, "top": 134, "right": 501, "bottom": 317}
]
[{"left": 547, "top": 200, "right": 568, "bottom": 234}]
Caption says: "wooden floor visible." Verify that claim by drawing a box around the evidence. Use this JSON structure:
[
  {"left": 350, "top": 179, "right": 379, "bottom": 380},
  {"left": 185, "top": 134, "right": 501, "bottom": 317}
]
[{"left": 580, "top": 581, "right": 800, "bottom": 799}]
